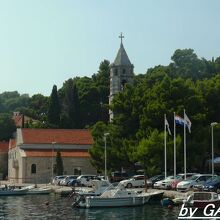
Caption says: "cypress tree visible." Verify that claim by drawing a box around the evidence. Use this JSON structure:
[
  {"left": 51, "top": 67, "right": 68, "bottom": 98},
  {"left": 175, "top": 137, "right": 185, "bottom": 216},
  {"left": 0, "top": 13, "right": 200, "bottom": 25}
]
[
  {"left": 48, "top": 85, "right": 61, "bottom": 127},
  {"left": 56, "top": 150, "right": 64, "bottom": 175},
  {"left": 61, "top": 79, "right": 80, "bottom": 128}
]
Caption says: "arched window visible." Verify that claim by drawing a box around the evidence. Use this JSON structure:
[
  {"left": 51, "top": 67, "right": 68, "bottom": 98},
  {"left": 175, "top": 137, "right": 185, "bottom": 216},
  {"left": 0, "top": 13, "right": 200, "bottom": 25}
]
[{"left": 31, "top": 164, "right": 36, "bottom": 174}]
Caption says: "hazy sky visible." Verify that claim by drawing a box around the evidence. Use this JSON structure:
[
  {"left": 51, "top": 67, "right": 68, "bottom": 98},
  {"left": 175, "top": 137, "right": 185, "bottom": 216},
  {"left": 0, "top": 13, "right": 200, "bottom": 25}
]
[{"left": 1, "top": 0, "right": 220, "bottom": 96}]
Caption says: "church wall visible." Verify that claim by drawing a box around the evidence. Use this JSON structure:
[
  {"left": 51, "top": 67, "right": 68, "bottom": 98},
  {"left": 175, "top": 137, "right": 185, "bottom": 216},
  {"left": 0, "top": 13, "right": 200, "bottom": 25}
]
[
  {"left": 21, "top": 156, "right": 97, "bottom": 184},
  {"left": 8, "top": 147, "right": 24, "bottom": 184}
]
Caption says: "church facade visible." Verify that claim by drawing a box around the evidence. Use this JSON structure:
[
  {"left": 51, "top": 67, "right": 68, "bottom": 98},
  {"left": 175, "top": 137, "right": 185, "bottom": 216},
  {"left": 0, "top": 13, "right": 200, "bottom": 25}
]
[{"left": 109, "top": 34, "right": 134, "bottom": 120}]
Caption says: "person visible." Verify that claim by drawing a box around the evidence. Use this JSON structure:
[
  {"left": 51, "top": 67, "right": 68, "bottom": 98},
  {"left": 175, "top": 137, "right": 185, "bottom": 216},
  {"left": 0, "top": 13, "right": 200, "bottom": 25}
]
[
  {"left": 68, "top": 187, "right": 76, "bottom": 199},
  {"left": 4, "top": 184, "right": 8, "bottom": 190}
]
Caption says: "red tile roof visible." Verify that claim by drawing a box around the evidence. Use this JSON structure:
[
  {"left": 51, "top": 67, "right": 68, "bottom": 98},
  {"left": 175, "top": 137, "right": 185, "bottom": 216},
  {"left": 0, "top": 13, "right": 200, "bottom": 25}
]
[
  {"left": 24, "top": 150, "right": 90, "bottom": 157},
  {"left": 21, "top": 128, "right": 93, "bottom": 145},
  {"left": 0, "top": 141, "right": 9, "bottom": 152}
]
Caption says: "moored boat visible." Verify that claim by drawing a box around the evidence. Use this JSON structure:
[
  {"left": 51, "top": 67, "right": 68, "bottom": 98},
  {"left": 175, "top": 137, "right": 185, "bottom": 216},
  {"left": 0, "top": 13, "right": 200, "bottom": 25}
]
[
  {"left": 22, "top": 185, "right": 52, "bottom": 195},
  {"left": 184, "top": 191, "right": 220, "bottom": 209},
  {"left": 26, "top": 187, "right": 52, "bottom": 195},
  {"left": 72, "top": 184, "right": 163, "bottom": 208},
  {"left": 0, "top": 187, "right": 28, "bottom": 196}
]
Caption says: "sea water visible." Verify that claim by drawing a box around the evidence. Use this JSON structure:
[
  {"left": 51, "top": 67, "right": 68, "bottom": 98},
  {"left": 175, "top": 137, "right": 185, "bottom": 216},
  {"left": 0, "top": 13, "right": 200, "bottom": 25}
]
[{"left": 0, "top": 194, "right": 180, "bottom": 220}]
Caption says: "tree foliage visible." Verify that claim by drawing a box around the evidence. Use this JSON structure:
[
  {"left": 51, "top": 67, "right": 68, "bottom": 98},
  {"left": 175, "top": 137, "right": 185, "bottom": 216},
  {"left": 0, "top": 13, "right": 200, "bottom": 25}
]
[
  {"left": 0, "top": 113, "right": 16, "bottom": 141},
  {"left": 48, "top": 85, "right": 61, "bottom": 127},
  {"left": 90, "top": 49, "right": 220, "bottom": 175}
]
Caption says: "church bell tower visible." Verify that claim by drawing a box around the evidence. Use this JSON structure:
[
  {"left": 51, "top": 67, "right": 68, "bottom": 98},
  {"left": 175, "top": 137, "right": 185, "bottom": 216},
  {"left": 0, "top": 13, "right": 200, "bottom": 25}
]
[{"left": 109, "top": 33, "right": 134, "bottom": 121}]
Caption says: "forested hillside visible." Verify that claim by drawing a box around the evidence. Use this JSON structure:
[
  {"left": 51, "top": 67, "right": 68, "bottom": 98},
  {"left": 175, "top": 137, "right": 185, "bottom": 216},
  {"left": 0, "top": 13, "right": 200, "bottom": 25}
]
[
  {"left": 90, "top": 49, "right": 220, "bottom": 175},
  {"left": 0, "top": 60, "right": 110, "bottom": 140}
]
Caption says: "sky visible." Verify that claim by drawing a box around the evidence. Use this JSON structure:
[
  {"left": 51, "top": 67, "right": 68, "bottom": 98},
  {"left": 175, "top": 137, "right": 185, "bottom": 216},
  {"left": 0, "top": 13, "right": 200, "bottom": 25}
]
[{"left": 1, "top": 0, "right": 220, "bottom": 96}]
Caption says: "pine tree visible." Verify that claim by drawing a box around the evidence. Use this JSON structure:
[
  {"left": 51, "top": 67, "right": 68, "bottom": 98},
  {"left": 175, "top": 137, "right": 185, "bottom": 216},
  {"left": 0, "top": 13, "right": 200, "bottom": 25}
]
[
  {"left": 48, "top": 85, "right": 61, "bottom": 127},
  {"left": 56, "top": 150, "right": 63, "bottom": 175}
]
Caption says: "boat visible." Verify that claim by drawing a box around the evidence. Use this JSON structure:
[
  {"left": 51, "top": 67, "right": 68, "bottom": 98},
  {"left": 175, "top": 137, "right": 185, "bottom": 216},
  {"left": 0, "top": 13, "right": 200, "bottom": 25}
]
[
  {"left": 27, "top": 187, "right": 51, "bottom": 195},
  {"left": 71, "top": 179, "right": 114, "bottom": 197},
  {"left": 72, "top": 183, "right": 163, "bottom": 208},
  {"left": 23, "top": 185, "right": 52, "bottom": 195},
  {"left": 184, "top": 191, "right": 220, "bottom": 209},
  {"left": 0, "top": 187, "right": 28, "bottom": 196}
]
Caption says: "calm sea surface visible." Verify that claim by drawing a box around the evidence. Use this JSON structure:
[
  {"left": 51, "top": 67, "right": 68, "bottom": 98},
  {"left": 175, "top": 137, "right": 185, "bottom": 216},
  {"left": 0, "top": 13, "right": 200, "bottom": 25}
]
[{"left": 0, "top": 194, "right": 181, "bottom": 220}]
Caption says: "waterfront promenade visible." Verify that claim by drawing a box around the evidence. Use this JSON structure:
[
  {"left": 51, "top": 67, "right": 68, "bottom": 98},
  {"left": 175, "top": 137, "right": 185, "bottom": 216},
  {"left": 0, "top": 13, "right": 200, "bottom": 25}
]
[{"left": 0, "top": 180, "right": 192, "bottom": 199}]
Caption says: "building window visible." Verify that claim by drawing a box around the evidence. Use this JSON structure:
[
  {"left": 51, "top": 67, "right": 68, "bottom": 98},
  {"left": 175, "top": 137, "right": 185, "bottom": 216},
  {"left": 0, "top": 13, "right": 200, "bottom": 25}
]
[
  {"left": 31, "top": 164, "right": 36, "bottom": 174},
  {"left": 123, "top": 69, "right": 126, "bottom": 74},
  {"left": 114, "top": 69, "right": 118, "bottom": 76}
]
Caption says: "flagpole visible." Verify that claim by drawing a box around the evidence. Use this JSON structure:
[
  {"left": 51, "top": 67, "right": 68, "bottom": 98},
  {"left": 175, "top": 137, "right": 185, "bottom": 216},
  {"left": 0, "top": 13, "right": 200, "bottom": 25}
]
[
  {"left": 164, "top": 114, "right": 167, "bottom": 179},
  {"left": 184, "top": 109, "right": 186, "bottom": 180},
  {"left": 174, "top": 112, "right": 176, "bottom": 178}
]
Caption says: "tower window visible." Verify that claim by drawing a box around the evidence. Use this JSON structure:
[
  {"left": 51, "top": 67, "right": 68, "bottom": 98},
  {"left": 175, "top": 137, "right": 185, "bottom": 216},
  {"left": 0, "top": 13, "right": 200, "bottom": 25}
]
[
  {"left": 31, "top": 164, "right": 36, "bottom": 174},
  {"left": 114, "top": 69, "right": 118, "bottom": 76},
  {"left": 121, "top": 80, "right": 127, "bottom": 90},
  {"left": 123, "top": 69, "right": 126, "bottom": 74}
]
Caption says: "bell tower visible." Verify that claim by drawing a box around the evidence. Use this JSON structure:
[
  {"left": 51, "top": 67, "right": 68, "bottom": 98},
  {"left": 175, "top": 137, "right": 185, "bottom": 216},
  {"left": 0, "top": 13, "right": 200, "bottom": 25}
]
[{"left": 109, "top": 33, "right": 134, "bottom": 121}]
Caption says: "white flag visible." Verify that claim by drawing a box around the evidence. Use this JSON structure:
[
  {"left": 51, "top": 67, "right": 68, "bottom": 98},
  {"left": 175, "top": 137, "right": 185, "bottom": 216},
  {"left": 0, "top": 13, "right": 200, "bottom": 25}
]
[
  {"left": 184, "top": 112, "right": 192, "bottom": 133},
  {"left": 165, "top": 118, "right": 172, "bottom": 135}
]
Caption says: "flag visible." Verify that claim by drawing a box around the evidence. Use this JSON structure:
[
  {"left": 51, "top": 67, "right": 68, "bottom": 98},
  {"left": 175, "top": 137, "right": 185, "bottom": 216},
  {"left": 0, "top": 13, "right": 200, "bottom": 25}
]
[
  {"left": 175, "top": 115, "right": 185, "bottom": 126},
  {"left": 184, "top": 112, "right": 192, "bottom": 133},
  {"left": 165, "top": 118, "right": 172, "bottom": 135}
]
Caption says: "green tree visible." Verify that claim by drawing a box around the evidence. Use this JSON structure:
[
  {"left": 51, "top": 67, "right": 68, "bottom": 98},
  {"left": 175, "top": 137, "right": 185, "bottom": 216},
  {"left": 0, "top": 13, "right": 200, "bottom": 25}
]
[
  {"left": 93, "top": 59, "right": 110, "bottom": 121},
  {"left": 48, "top": 85, "right": 61, "bottom": 127},
  {"left": 0, "top": 113, "right": 16, "bottom": 141},
  {"left": 136, "top": 129, "right": 181, "bottom": 176},
  {"left": 29, "top": 94, "right": 49, "bottom": 120},
  {"left": 60, "top": 79, "right": 80, "bottom": 128},
  {"left": 169, "top": 49, "right": 207, "bottom": 80}
]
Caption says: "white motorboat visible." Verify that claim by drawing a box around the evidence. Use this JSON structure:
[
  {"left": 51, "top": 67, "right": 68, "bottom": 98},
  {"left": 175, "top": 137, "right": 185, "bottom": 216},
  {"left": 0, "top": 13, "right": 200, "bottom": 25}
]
[
  {"left": 72, "top": 184, "right": 163, "bottom": 208},
  {"left": 27, "top": 187, "right": 52, "bottom": 195},
  {"left": 0, "top": 187, "right": 28, "bottom": 196},
  {"left": 23, "top": 185, "right": 52, "bottom": 195}
]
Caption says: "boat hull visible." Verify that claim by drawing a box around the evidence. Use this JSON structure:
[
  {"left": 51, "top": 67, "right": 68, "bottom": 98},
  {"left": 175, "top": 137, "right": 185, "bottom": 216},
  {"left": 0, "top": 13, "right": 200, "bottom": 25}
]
[{"left": 82, "top": 196, "right": 150, "bottom": 208}]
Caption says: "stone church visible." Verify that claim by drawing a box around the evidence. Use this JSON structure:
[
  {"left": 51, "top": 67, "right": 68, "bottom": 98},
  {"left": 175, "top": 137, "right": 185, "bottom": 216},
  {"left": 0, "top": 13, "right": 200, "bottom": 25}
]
[
  {"left": 8, "top": 128, "right": 97, "bottom": 184},
  {"left": 109, "top": 34, "right": 134, "bottom": 120}
]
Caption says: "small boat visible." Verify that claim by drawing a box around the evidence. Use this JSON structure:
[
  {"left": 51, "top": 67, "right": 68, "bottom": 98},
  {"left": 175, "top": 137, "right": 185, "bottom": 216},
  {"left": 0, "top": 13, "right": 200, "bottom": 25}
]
[
  {"left": 184, "top": 191, "right": 220, "bottom": 209},
  {"left": 0, "top": 187, "right": 28, "bottom": 196},
  {"left": 27, "top": 187, "right": 52, "bottom": 195},
  {"left": 21, "top": 185, "right": 51, "bottom": 195},
  {"left": 72, "top": 183, "right": 163, "bottom": 208}
]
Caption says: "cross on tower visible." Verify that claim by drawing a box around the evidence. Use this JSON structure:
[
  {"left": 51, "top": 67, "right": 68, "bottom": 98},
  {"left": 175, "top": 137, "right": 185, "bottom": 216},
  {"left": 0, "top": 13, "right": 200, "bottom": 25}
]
[{"left": 119, "top": 32, "right": 124, "bottom": 44}]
